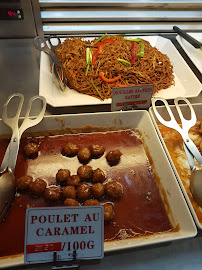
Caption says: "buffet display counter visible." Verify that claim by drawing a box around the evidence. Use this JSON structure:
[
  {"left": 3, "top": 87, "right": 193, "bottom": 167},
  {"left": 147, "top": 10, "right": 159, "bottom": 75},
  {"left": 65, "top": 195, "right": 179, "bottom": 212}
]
[{"left": 0, "top": 1, "right": 202, "bottom": 269}]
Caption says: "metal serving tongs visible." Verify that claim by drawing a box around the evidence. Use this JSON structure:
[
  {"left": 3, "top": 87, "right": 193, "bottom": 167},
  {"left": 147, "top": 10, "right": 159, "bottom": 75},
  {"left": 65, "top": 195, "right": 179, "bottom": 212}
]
[
  {"left": 152, "top": 97, "right": 202, "bottom": 207},
  {"left": 0, "top": 93, "right": 46, "bottom": 222},
  {"left": 33, "top": 35, "right": 66, "bottom": 91}
]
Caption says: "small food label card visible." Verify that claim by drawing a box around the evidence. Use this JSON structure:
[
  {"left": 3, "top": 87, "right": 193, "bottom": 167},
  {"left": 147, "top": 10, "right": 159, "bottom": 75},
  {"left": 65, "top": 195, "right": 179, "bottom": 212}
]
[
  {"left": 24, "top": 206, "right": 104, "bottom": 264},
  {"left": 111, "top": 84, "right": 154, "bottom": 111}
]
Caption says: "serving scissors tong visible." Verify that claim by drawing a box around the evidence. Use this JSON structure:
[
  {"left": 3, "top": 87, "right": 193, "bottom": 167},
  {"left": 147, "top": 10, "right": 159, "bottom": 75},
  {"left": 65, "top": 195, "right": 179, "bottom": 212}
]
[
  {"left": 33, "top": 35, "right": 66, "bottom": 91},
  {"left": 173, "top": 26, "right": 202, "bottom": 51},
  {"left": 0, "top": 93, "right": 46, "bottom": 222},
  {"left": 152, "top": 97, "right": 202, "bottom": 170}
]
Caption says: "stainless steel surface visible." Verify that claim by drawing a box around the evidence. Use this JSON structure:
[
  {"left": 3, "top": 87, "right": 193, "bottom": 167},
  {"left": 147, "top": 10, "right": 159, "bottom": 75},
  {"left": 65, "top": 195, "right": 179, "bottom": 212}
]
[
  {"left": 41, "top": 10, "right": 202, "bottom": 22},
  {"left": 39, "top": 0, "right": 202, "bottom": 34},
  {"left": 0, "top": 39, "right": 40, "bottom": 117},
  {"left": 0, "top": 0, "right": 36, "bottom": 38},
  {"left": 42, "top": 24, "right": 202, "bottom": 36},
  {"left": 39, "top": 0, "right": 202, "bottom": 9}
]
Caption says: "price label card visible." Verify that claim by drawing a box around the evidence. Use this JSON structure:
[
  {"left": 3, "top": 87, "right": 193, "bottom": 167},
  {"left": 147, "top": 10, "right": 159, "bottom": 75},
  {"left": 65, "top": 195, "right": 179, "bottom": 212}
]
[
  {"left": 111, "top": 84, "right": 154, "bottom": 111},
  {"left": 24, "top": 206, "right": 104, "bottom": 264}
]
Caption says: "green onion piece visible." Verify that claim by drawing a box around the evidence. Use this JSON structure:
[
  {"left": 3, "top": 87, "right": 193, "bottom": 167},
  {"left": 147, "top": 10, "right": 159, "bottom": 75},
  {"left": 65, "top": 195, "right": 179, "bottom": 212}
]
[
  {"left": 136, "top": 42, "right": 145, "bottom": 58},
  {"left": 126, "top": 80, "right": 130, "bottom": 85},
  {"left": 90, "top": 80, "right": 103, "bottom": 100},
  {"left": 88, "top": 33, "right": 107, "bottom": 47},
  {"left": 118, "top": 58, "right": 132, "bottom": 67},
  {"left": 86, "top": 47, "right": 89, "bottom": 64},
  {"left": 85, "top": 48, "right": 92, "bottom": 76},
  {"left": 124, "top": 38, "right": 142, "bottom": 43},
  {"left": 85, "top": 64, "right": 90, "bottom": 76},
  {"left": 86, "top": 48, "right": 90, "bottom": 64},
  {"left": 89, "top": 49, "right": 92, "bottom": 62}
]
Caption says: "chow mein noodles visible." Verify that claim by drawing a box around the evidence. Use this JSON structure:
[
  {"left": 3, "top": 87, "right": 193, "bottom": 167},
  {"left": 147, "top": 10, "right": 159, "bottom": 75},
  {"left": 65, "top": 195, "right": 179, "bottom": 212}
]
[{"left": 55, "top": 35, "right": 175, "bottom": 100}]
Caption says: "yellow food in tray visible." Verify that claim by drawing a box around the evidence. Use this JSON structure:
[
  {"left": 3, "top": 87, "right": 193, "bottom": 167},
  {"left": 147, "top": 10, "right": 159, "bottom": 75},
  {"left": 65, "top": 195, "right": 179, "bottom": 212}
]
[{"left": 158, "top": 120, "right": 202, "bottom": 222}]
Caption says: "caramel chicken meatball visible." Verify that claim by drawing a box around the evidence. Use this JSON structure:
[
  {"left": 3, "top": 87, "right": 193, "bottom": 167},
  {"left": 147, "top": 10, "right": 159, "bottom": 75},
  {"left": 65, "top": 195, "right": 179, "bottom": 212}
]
[
  {"left": 62, "top": 186, "right": 76, "bottom": 199},
  {"left": 77, "top": 165, "right": 93, "bottom": 181},
  {"left": 64, "top": 198, "right": 80, "bottom": 207},
  {"left": 76, "top": 183, "right": 91, "bottom": 201},
  {"left": 56, "top": 169, "right": 71, "bottom": 185},
  {"left": 83, "top": 199, "right": 100, "bottom": 206},
  {"left": 16, "top": 175, "right": 33, "bottom": 191},
  {"left": 103, "top": 203, "right": 114, "bottom": 221},
  {"left": 77, "top": 147, "right": 91, "bottom": 164},
  {"left": 90, "top": 144, "right": 105, "bottom": 159},
  {"left": 67, "top": 175, "right": 81, "bottom": 187},
  {"left": 29, "top": 178, "right": 47, "bottom": 196},
  {"left": 44, "top": 186, "right": 61, "bottom": 201},
  {"left": 63, "top": 142, "right": 79, "bottom": 157},
  {"left": 92, "top": 168, "right": 106, "bottom": 183},
  {"left": 106, "top": 150, "right": 122, "bottom": 166},
  {"left": 105, "top": 180, "right": 123, "bottom": 198},
  {"left": 24, "top": 142, "right": 39, "bottom": 158},
  {"left": 91, "top": 183, "right": 105, "bottom": 199}
]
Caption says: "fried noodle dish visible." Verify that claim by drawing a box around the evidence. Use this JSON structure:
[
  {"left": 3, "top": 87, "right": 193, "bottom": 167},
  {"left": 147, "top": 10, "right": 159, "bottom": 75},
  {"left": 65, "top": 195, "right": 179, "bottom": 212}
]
[{"left": 55, "top": 35, "right": 175, "bottom": 100}]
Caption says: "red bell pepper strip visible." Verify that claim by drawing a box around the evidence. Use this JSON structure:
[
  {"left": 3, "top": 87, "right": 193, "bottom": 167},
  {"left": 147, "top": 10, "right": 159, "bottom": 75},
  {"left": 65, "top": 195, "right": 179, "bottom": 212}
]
[
  {"left": 92, "top": 39, "right": 115, "bottom": 65},
  {"left": 88, "top": 33, "right": 107, "bottom": 47},
  {"left": 99, "top": 72, "right": 120, "bottom": 83},
  {"left": 92, "top": 45, "right": 102, "bottom": 65},
  {"left": 131, "top": 42, "right": 136, "bottom": 65},
  {"left": 94, "top": 39, "right": 115, "bottom": 47}
]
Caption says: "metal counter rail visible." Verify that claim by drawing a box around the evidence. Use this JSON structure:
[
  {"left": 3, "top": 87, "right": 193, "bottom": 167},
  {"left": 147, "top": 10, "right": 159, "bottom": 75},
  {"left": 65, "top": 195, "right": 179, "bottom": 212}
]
[
  {"left": 39, "top": 0, "right": 202, "bottom": 9},
  {"left": 37, "top": 0, "right": 202, "bottom": 34}
]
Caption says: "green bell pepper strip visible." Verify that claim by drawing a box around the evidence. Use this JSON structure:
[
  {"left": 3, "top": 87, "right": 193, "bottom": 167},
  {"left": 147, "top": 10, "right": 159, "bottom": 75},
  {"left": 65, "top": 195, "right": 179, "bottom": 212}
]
[
  {"left": 118, "top": 58, "right": 131, "bottom": 67},
  {"left": 124, "top": 38, "right": 142, "bottom": 43},
  {"left": 136, "top": 42, "right": 145, "bottom": 58}
]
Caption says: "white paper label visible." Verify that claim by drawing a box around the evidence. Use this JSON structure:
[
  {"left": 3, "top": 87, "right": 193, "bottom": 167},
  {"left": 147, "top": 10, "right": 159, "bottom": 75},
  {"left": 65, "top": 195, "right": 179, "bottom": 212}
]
[
  {"left": 111, "top": 84, "right": 154, "bottom": 111},
  {"left": 24, "top": 206, "right": 104, "bottom": 264}
]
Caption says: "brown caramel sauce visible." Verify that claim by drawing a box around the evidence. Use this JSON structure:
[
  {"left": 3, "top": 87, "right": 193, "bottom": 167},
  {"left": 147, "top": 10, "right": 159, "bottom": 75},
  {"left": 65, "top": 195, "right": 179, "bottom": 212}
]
[{"left": 0, "top": 129, "right": 173, "bottom": 258}]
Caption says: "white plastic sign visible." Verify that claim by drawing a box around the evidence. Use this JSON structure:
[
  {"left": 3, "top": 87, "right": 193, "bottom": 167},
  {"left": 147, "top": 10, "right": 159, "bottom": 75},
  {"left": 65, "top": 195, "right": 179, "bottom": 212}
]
[
  {"left": 24, "top": 206, "right": 104, "bottom": 264},
  {"left": 111, "top": 84, "right": 154, "bottom": 111}
]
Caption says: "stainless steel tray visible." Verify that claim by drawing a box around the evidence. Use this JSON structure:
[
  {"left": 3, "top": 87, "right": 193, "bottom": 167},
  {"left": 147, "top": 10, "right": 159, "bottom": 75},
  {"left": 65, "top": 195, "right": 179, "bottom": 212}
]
[
  {"left": 149, "top": 103, "right": 202, "bottom": 229},
  {"left": 0, "top": 110, "right": 197, "bottom": 268}
]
